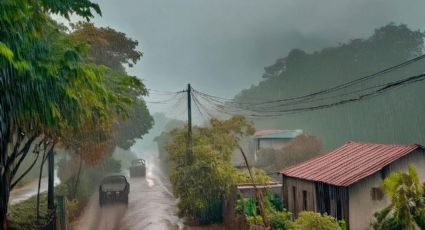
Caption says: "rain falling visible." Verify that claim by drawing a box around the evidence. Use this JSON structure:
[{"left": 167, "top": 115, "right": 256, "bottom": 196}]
[{"left": 2, "top": 1, "right": 425, "bottom": 230}]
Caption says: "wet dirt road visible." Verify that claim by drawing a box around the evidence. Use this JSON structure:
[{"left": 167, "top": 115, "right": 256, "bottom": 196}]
[{"left": 76, "top": 160, "right": 184, "bottom": 230}]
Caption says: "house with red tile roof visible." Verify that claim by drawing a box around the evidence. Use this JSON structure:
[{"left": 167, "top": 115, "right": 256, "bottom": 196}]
[{"left": 279, "top": 141, "right": 425, "bottom": 230}]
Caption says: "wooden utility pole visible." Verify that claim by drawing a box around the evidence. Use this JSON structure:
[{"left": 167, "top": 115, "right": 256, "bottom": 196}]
[
  {"left": 187, "top": 84, "right": 193, "bottom": 163},
  {"left": 238, "top": 146, "right": 269, "bottom": 228}
]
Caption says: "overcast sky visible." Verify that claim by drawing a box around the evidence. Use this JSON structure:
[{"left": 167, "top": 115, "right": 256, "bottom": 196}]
[{"left": 84, "top": 0, "right": 425, "bottom": 114}]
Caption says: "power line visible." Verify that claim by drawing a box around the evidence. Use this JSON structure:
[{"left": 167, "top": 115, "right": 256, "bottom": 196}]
[
  {"left": 192, "top": 53, "right": 425, "bottom": 108},
  {"left": 192, "top": 72, "right": 425, "bottom": 117}
]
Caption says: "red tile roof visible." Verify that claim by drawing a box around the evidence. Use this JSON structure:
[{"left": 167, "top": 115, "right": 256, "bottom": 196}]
[{"left": 279, "top": 141, "right": 423, "bottom": 187}]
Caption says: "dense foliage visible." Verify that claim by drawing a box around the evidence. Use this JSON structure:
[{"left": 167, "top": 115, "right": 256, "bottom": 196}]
[
  {"left": 0, "top": 1, "right": 153, "bottom": 228},
  {"left": 0, "top": 0, "right": 104, "bottom": 227},
  {"left": 235, "top": 24, "right": 425, "bottom": 150},
  {"left": 372, "top": 165, "right": 425, "bottom": 230},
  {"left": 292, "top": 212, "right": 342, "bottom": 230},
  {"left": 236, "top": 192, "right": 292, "bottom": 230},
  {"left": 166, "top": 115, "right": 256, "bottom": 223}
]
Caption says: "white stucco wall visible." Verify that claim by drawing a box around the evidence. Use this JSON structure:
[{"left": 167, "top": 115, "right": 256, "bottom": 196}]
[
  {"left": 348, "top": 149, "right": 425, "bottom": 230},
  {"left": 258, "top": 138, "right": 291, "bottom": 150}
]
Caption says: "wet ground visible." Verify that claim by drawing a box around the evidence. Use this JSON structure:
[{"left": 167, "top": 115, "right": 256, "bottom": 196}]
[
  {"left": 75, "top": 154, "right": 224, "bottom": 230},
  {"left": 10, "top": 172, "right": 60, "bottom": 204}
]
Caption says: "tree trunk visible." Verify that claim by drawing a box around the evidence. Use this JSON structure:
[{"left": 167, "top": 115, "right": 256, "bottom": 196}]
[
  {"left": 72, "top": 154, "right": 83, "bottom": 199},
  {"left": 36, "top": 150, "right": 47, "bottom": 222},
  {"left": 1, "top": 167, "right": 11, "bottom": 230},
  {"left": 238, "top": 146, "right": 269, "bottom": 228}
]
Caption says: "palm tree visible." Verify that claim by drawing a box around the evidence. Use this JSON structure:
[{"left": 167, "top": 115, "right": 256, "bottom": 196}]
[{"left": 373, "top": 165, "right": 425, "bottom": 230}]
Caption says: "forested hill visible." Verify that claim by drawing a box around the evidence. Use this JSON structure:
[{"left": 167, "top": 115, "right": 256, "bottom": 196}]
[{"left": 234, "top": 24, "right": 425, "bottom": 150}]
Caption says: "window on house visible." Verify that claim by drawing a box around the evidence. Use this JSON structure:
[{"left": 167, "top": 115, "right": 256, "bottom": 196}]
[
  {"left": 302, "top": 190, "right": 308, "bottom": 210},
  {"left": 371, "top": 187, "right": 384, "bottom": 201},
  {"left": 381, "top": 165, "right": 390, "bottom": 180}
]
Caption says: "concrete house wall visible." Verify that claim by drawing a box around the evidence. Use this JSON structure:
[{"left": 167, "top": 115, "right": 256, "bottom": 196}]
[
  {"left": 348, "top": 149, "right": 425, "bottom": 230},
  {"left": 257, "top": 138, "right": 291, "bottom": 151}
]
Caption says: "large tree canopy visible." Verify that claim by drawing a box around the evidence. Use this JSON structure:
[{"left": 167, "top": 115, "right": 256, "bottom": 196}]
[
  {"left": 70, "top": 22, "right": 153, "bottom": 152},
  {"left": 0, "top": 1, "right": 152, "bottom": 228}
]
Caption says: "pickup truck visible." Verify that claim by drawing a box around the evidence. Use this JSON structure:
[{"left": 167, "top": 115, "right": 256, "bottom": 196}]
[
  {"left": 129, "top": 159, "right": 146, "bottom": 177},
  {"left": 99, "top": 175, "right": 130, "bottom": 206}
]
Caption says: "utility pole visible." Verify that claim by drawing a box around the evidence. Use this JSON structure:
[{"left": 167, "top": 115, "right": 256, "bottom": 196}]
[{"left": 187, "top": 84, "right": 193, "bottom": 163}]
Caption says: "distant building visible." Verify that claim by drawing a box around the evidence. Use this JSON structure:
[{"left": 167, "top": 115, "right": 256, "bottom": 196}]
[
  {"left": 279, "top": 141, "right": 425, "bottom": 230},
  {"left": 253, "top": 129, "right": 303, "bottom": 162},
  {"left": 230, "top": 129, "right": 302, "bottom": 167}
]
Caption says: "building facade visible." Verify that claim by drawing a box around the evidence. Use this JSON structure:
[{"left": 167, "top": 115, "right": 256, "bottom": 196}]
[{"left": 280, "top": 141, "right": 425, "bottom": 230}]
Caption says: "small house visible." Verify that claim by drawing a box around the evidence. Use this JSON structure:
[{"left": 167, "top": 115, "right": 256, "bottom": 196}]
[
  {"left": 279, "top": 141, "right": 425, "bottom": 230},
  {"left": 230, "top": 129, "right": 302, "bottom": 167},
  {"left": 253, "top": 129, "right": 303, "bottom": 162}
]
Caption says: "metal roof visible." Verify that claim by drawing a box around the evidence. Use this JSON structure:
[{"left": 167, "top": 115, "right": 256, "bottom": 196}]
[
  {"left": 279, "top": 141, "right": 422, "bottom": 187},
  {"left": 254, "top": 129, "right": 303, "bottom": 139}
]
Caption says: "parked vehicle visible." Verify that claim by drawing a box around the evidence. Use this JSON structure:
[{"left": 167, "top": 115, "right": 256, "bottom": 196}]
[
  {"left": 99, "top": 175, "right": 130, "bottom": 206},
  {"left": 129, "top": 159, "right": 146, "bottom": 177}
]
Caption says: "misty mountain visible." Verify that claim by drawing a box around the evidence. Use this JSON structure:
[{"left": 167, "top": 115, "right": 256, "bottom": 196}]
[{"left": 235, "top": 23, "right": 425, "bottom": 149}]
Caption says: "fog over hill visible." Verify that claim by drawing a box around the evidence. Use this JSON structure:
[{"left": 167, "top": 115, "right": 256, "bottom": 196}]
[{"left": 88, "top": 0, "right": 425, "bottom": 113}]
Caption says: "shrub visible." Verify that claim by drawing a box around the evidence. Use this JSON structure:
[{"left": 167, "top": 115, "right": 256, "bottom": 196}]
[
  {"left": 247, "top": 215, "right": 263, "bottom": 226},
  {"left": 236, "top": 193, "right": 292, "bottom": 230},
  {"left": 269, "top": 211, "right": 292, "bottom": 230},
  {"left": 292, "top": 211, "right": 341, "bottom": 230}
]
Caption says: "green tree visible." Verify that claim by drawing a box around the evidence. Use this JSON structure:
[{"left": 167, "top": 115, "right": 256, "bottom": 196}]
[
  {"left": 0, "top": 1, "right": 101, "bottom": 228},
  {"left": 58, "top": 22, "right": 153, "bottom": 197},
  {"left": 372, "top": 165, "right": 425, "bottom": 230},
  {"left": 167, "top": 115, "right": 255, "bottom": 223},
  {"left": 71, "top": 22, "right": 142, "bottom": 71},
  {"left": 70, "top": 22, "right": 153, "bottom": 151}
]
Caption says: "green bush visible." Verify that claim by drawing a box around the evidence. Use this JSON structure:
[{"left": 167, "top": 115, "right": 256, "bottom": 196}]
[
  {"left": 292, "top": 211, "right": 341, "bottom": 230},
  {"left": 236, "top": 193, "right": 292, "bottom": 229},
  {"left": 247, "top": 215, "right": 263, "bottom": 226},
  {"left": 269, "top": 211, "right": 292, "bottom": 230},
  {"left": 236, "top": 197, "right": 257, "bottom": 216}
]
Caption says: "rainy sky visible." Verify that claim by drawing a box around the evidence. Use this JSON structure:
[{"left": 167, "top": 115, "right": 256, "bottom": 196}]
[{"left": 83, "top": 0, "right": 425, "bottom": 113}]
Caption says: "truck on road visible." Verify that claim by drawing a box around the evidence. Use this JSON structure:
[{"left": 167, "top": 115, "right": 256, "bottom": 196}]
[{"left": 129, "top": 159, "right": 146, "bottom": 177}]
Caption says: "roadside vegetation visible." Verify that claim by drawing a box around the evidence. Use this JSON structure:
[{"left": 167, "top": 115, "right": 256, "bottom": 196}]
[
  {"left": 164, "top": 115, "right": 275, "bottom": 223},
  {"left": 0, "top": 1, "right": 153, "bottom": 228},
  {"left": 236, "top": 193, "right": 345, "bottom": 230}
]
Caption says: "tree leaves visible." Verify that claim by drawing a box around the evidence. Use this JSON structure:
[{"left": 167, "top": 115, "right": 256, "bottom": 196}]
[
  {"left": 166, "top": 116, "right": 258, "bottom": 223},
  {"left": 0, "top": 42, "right": 14, "bottom": 61}
]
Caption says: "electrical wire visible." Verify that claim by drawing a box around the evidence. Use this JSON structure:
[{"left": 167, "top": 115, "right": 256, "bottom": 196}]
[{"left": 191, "top": 72, "right": 425, "bottom": 117}]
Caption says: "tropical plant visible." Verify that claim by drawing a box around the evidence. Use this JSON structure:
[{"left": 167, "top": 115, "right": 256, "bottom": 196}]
[
  {"left": 372, "top": 165, "right": 425, "bottom": 230},
  {"left": 236, "top": 192, "right": 292, "bottom": 230}
]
